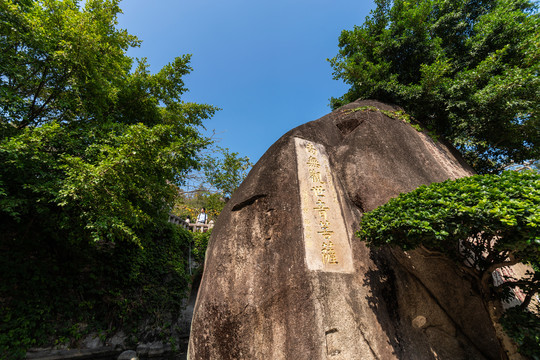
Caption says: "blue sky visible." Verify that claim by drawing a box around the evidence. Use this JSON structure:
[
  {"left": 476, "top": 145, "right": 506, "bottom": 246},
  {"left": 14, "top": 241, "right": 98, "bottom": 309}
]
[{"left": 117, "top": 0, "right": 375, "bottom": 164}]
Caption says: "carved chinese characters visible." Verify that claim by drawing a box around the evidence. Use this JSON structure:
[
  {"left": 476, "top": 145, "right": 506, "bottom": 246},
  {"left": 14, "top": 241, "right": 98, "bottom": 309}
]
[{"left": 295, "top": 138, "right": 354, "bottom": 272}]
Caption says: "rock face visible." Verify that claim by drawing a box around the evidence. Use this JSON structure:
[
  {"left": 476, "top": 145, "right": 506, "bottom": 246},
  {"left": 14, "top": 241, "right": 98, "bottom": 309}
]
[{"left": 188, "top": 100, "right": 502, "bottom": 359}]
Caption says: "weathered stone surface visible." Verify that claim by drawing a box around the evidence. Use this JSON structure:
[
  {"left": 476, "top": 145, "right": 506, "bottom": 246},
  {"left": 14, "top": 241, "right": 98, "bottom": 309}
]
[
  {"left": 109, "top": 330, "right": 127, "bottom": 349},
  {"left": 80, "top": 332, "right": 105, "bottom": 349},
  {"left": 117, "top": 349, "right": 138, "bottom": 360},
  {"left": 189, "top": 100, "right": 502, "bottom": 359}
]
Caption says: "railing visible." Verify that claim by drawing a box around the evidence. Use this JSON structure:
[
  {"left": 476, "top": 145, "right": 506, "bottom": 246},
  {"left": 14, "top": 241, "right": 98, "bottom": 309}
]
[{"left": 168, "top": 213, "right": 214, "bottom": 232}]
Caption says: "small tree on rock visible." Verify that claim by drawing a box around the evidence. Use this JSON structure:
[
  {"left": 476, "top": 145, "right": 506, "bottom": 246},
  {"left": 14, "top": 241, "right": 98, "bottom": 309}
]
[{"left": 358, "top": 171, "right": 540, "bottom": 358}]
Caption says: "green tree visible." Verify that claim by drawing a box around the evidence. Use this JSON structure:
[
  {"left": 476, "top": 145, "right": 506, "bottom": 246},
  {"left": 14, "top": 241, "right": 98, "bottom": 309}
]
[
  {"left": 203, "top": 146, "right": 253, "bottom": 199},
  {"left": 173, "top": 185, "right": 226, "bottom": 222},
  {"left": 0, "top": 0, "right": 217, "bottom": 247},
  {"left": 329, "top": 0, "right": 539, "bottom": 173},
  {"left": 358, "top": 171, "right": 540, "bottom": 358},
  {"left": 172, "top": 146, "right": 252, "bottom": 222},
  {"left": 0, "top": 0, "right": 217, "bottom": 356}
]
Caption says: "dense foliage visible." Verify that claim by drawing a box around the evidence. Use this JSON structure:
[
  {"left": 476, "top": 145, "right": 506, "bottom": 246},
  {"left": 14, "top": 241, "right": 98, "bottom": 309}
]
[
  {"left": 358, "top": 171, "right": 540, "bottom": 356},
  {"left": 191, "top": 230, "right": 212, "bottom": 266},
  {"left": 0, "top": 0, "right": 217, "bottom": 357},
  {"left": 0, "top": 225, "right": 193, "bottom": 358},
  {"left": 358, "top": 171, "right": 539, "bottom": 267},
  {"left": 329, "top": 0, "right": 539, "bottom": 173},
  {"left": 500, "top": 305, "right": 540, "bottom": 358}
]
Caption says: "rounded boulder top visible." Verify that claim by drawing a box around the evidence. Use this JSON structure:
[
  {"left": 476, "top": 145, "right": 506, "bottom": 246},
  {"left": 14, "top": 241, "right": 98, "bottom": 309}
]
[{"left": 189, "top": 100, "right": 500, "bottom": 360}]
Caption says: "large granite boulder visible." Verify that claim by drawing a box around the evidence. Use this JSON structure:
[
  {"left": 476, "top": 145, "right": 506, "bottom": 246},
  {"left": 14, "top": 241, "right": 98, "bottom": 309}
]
[{"left": 188, "top": 100, "right": 502, "bottom": 359}]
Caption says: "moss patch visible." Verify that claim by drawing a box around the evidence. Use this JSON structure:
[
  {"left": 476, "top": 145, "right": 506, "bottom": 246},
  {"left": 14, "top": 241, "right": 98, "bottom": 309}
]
[{"left": 346, "top": 106, "right": 439, "bottom": 141}]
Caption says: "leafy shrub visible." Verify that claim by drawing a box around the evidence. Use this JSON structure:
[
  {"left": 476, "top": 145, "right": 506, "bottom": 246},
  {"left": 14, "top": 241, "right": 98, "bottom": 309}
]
[
  {"left": 192, "top": 230, "right": 212, "bottom": 265},
  {"left": 358, "top": 170, "right": 540, "bottom": 357}
]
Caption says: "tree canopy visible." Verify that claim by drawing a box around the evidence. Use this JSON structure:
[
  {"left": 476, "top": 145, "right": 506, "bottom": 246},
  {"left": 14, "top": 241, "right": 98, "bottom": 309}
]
[
  {"left": 329, "top": 0, "right": 539, "bottom": 173},
  {"left": 0, "top": 0, "right": 218, "bottom": 246},
  {"left": 357, "top": 170, "right": 540, "bottom": 357},
  {"left": 0, "top": 0, "right": 218, "bottom": 356}
]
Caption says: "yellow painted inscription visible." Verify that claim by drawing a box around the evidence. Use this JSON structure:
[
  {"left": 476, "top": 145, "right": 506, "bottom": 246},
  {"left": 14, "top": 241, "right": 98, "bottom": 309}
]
[
  {"left": 295, "top": 137, "right": 353, "bottom": 273},
  {"left": 303, "top": 141, "right": 339, "bottom": 265}
]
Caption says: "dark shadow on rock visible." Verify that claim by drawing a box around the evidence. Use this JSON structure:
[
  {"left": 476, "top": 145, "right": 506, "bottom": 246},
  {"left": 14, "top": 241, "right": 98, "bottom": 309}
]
[
  {"left": 231, "top": 194, "right": 267, "bottom": 212},
  {"left": 363, "top": 246, "right": 501, "bottom": 360},
  {"left": 362, "top": 248, "right": 403, "bottom": 357}
]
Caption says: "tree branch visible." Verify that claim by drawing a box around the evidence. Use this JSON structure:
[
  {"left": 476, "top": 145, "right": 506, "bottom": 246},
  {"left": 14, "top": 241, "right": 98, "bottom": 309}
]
[
  {"left": 485, "top": 257, "right": 521, "bottom": 275},
  {"left": 20, "top": 67, "right": 71, "bottom": 129}
]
